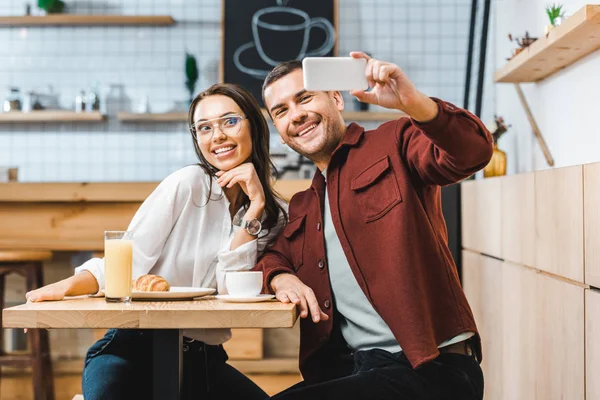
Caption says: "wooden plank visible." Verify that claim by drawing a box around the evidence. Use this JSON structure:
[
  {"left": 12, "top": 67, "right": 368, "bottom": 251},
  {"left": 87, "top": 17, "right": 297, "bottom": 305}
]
[
  {"left": 0, "top": 180, "right": 310, "bottom": 202},
  {"left": 501, "top": 173, "right": 535, "bottom": 267},
  {"left": 118, "top": 110, "right": 406, "bottom": 122},
  {"left": 586, "top": 289, "right": 600, "bottom": 400},
  {"left": 117, "top": 112, "right": 187, "bottom": 122},
  {"left": 0, "top": 111, "right": 105, "bottom": 122},
  {"left": 2, "top": 297, "right": 297, "bottom": 329},
  {"left": 501, "top": 262, "right": 536, "bottom": 400},
  {"left": 461, "top": 178, "right": 502, "bottom": 258},
  {"left": 495, "top": 5, "right": 600, "bottom": 82},
  {"left": 223, "top": 329, "right": 263, "bottom": 360},
  {"left": 0, "top": 202, "right": 137, "bottom": 251},
  {"left": 461, "top": 250, "right": 503, "bottom": 400},
  {"left": 228, "top": 357, "right": 299, "bottom": 374},
  {"left": 584, "top": 162, "right": 600, "bottom": 287},
  {"left": 535, "top": 165, "right": 584, "bottom": 283},
  {"left": 0, "top": 181, "right": 311, "bottom": 251},
  {"left": 535, "top": 273, "right": 585, "bottom": 399},
  {"left": 0, "top": 15, "right": 175, "bottom": 26}
]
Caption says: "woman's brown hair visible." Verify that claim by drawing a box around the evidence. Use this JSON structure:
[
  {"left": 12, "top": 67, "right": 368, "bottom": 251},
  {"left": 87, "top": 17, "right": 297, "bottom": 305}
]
[{"left": 188, "top": 83, "right": 287, "bottom": 229}]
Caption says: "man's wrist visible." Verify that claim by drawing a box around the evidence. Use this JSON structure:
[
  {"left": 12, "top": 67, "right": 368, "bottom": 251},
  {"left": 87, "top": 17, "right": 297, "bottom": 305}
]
[{"left": 405, "top": 93, "right": 439, "bottom": 123}]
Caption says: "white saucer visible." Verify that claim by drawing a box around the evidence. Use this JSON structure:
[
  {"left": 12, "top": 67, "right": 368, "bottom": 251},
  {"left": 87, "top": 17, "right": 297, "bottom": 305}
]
[{"left": 215, "top": 294, "right": 275, "bottom": 303}]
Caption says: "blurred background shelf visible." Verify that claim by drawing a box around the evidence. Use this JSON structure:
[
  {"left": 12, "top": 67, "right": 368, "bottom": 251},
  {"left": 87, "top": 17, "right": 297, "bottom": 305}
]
[
  {"left": 0, "top": 15, "right": 175, "bottom": 27},
  {"left": 0, "top": 111, "right": 105, "bottom": 123},
  {"left": 494, "top": 5, "right": 600, "bottom": 83},
  {"left": 117, "top": 110, "right": 406, "bottom": 122}
]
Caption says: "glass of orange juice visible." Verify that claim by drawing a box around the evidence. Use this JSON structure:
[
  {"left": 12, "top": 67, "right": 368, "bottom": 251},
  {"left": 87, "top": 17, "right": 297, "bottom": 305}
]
[{"left": 104, "top": 231, "right": 134, "bottom": 303}]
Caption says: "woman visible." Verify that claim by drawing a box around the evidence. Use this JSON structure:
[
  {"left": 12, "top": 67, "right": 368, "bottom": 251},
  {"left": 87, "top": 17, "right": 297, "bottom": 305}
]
[{"left": 25, "top": 83, "right": 288, "bottom": 400}]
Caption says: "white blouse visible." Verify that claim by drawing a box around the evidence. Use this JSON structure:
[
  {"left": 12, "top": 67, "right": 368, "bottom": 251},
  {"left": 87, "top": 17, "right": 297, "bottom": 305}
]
[{"left": 75, "top": 165, "right": 287, "bottom": 344}]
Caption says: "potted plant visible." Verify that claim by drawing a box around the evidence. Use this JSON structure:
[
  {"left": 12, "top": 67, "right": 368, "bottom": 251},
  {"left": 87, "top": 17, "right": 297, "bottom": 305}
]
[
  {"left": 507, "top": 31, "right": 537, "bottom": 60},
  {"left": 185, "top": 53, "right": 199, "bottom": 104},
  {"left": 38, "top": 0, "right": 65, "bottom": 14},
  {"left": 483, "top": 115, "right": 510, "bottom": 178},
  {"left": 545, "top": 3, "right": 565, "bottom": 34}
]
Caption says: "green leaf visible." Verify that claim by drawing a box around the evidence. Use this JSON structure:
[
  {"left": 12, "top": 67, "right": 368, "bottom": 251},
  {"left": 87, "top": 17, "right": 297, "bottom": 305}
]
[{"left": 185, "top": 53, "right": 199, "bottom": 97}]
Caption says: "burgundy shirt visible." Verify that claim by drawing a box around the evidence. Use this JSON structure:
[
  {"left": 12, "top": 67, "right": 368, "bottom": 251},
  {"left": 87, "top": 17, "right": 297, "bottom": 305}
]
[{"left": 254, "top": 98, "right": 493, "bottom": 383}]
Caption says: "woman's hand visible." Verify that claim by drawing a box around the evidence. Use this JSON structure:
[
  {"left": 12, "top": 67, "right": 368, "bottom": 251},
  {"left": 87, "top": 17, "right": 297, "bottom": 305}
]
[
  {"left": 216, "top": 163, "right": 266, "bottom": 208},
  {"left": 26, "top": 280, "right": 70, "bottom": 302},
  {"left": 25, "top": 270, "right": 99, "bottom": 302}
]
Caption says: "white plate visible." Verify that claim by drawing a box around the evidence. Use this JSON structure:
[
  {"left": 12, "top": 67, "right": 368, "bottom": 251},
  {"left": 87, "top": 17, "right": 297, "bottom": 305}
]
[
  {"left": 94, "top": 287, "right": 215, "bottom": 300},
  {"left": 215, "top": 294, "right": 275, "bottom": 303}
]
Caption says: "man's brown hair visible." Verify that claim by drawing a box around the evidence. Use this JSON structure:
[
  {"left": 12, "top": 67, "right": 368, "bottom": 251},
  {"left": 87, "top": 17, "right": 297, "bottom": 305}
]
[{"left": 261, "top": 60, "right": 303, "bottom": 108}]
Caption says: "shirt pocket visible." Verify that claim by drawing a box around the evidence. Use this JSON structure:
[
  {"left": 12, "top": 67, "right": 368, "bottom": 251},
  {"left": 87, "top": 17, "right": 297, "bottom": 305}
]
[
  {"left": 350, "top": 156, "right": 403, "bottom": 223},
  {"left": 283, "top": 214, "right": 306, "bottom": 270}
]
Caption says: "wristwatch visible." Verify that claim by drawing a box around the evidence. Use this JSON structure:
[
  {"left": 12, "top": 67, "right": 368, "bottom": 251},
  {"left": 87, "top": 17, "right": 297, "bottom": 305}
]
[{"left": 234, "top": 217, "right": 262, "bottom": 236}]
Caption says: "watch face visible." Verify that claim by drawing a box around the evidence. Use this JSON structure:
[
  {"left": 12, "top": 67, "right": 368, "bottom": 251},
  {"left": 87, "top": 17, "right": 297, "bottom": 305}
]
[{"left": 246, "top": 219, "right": 262, "bottom": 235}]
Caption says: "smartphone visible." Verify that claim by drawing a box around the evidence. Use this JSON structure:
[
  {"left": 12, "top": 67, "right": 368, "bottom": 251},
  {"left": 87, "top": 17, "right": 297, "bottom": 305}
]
[{"left": 303, "top": 57, "right": 369, "bottom": 91}]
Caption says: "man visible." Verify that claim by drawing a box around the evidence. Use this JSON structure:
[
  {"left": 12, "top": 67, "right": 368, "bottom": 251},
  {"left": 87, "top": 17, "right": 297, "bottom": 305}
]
[{"left": 254, "top": 52, "right": 493, "bottom": 399}]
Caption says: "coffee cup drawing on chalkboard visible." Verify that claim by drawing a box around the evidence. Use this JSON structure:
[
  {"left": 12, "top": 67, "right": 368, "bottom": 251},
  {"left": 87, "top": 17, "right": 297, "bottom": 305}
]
[{"left": 234, "top": 0, "right": 335, "bottom": 79}]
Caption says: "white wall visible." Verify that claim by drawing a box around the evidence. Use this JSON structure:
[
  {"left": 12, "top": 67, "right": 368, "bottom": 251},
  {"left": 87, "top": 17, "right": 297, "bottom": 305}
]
[
  {"left": 494, "top": 0, "right": 600, "bottom": 173},
  {"left": 0, "top": 0, "right": 473, "bottom": 182}
]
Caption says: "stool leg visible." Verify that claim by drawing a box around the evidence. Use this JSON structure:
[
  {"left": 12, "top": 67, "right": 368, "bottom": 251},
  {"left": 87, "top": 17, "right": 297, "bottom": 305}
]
[
  {"left": 27, "top": 263, "right": 55, "bottom": 400},
  {"left": 0, "top": 274, "right": 5, "bottom": 393}
]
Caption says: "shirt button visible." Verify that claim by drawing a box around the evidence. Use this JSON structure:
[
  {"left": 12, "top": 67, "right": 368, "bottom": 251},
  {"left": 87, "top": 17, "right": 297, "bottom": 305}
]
[
  {"left": 324, "top": 299, "right": 331, "bottom": 309},
  {"left": 318, "top": 259, "right": 325, "bottom": 269},
  {"left": 317, "top": 222, "right": 321, "bottom": 231}
]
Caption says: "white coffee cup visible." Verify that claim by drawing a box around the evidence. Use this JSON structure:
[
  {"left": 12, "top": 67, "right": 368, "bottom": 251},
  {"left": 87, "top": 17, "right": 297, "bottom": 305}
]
[{"left": 226, "top": 271, "right": 263, "bottom": 297}]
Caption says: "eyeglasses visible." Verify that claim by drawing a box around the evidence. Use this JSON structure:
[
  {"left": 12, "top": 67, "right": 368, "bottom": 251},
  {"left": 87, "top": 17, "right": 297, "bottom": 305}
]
[{"left": 190, "top": 114, "right": 246, "bottom": 142}]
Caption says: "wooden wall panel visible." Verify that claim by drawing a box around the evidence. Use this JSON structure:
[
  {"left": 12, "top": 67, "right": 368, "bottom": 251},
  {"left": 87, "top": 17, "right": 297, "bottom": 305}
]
[
  {"left": 501, "top": 262, "right": 536, "bottom": 399},
  {"left": 462, "top": 250, "right": 503, "bottom": 400},
  {"left": 461, "top": 178, "right": 502, "bottom": 258},
  {"left": 584, "top": 162, "right": 600, "bottom": 287},
  {"left": 535, "top": 166, "right": 584, "bottom": 283},
  {"left": 586, "top": 289, "right": 600, "bottom": 400},
  {"left": 501, "top": 173, "right": 535, "bottom": 267},
  {"left": 223, "top": 329, "right": 263, "bottom": 360},
  {"left": 535, "top": 273, "right": 585, "bottom": 400}
]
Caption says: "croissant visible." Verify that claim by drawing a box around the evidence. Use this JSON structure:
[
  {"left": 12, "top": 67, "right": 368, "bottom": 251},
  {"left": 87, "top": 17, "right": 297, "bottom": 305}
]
[{"left": 133, "top": 274, "right": 170, "bottom": 292}]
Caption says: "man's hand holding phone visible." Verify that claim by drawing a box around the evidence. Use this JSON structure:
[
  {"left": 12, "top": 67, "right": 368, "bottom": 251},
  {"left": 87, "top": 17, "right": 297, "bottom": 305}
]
[{"left": 348, "top": 51, "right": 439, "bottom": 123}]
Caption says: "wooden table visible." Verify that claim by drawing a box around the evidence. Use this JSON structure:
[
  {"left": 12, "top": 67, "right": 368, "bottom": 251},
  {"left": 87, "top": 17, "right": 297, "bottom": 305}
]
[{"left": 2, "top": 296, "right": 298, "bottom": 399}]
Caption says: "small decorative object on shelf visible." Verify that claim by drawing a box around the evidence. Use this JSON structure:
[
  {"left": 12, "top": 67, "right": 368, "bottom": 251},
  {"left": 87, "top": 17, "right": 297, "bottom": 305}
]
[
  {"left": 484, "top": 115, "right": 510, "bottom": 178},
  {"left": 185, "top": 52, "right": 199, "bottom": 105},
  {"left": 507, "top": 31, "right": 537, "bottom": 60},
  {"left": 37, "top": 0, "right": 65, "bottom": 14},
  {"left": 3, "top": 88, "right": 22, "bottom": 112},
  {"left": 545, "top": 3, "right": 565, "bottom": 34}
]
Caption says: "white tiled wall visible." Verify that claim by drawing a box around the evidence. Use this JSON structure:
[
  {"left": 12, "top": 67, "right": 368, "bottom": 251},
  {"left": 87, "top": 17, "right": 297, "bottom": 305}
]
[{"left": 0, "top": 0, "right": 475, "bottom": 182}]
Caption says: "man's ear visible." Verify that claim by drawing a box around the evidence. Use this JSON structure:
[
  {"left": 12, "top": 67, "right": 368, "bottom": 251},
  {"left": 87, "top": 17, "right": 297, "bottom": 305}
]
[{"left": 331, "top": 91, "right": 344, "bottom": 111}]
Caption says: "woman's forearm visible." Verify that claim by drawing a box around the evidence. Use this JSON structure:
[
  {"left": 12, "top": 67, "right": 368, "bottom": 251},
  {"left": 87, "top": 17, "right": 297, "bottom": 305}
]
[
  {"left": 230, "top": 202, "right": 264, "bottom": 250},
  {"left": 65, "top": 270, "right": 100, "bottom": 296}
]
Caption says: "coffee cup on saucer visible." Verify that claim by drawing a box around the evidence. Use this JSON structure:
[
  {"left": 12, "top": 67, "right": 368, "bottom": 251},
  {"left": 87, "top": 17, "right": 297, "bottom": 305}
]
[{"left": 226, "top": 271, "right": 263, "bottom": 297}]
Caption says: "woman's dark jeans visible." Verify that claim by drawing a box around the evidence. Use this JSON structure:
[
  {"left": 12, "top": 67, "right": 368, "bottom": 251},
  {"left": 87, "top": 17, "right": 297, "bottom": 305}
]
[{"left": 82, "top": 329, "right": 268, "bottom": 400}]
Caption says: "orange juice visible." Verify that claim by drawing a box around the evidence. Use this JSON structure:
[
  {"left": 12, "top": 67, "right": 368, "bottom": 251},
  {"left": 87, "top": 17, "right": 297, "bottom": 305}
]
[{"left": 104, "top": 232, "right": 133, "bottom": 302}]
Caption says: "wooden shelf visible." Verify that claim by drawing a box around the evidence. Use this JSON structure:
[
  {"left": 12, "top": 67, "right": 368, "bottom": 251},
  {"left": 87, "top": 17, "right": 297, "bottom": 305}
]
[
  {"left": 495, "top": 5, "right": 600, "bottom": 83},
  {"left": 117, "top": 111, "right": 187, "bottom": 122},
  {"left": 118, "top": 110, "right": 406, "bottom": 122},
  {"left": 0, "top": 15, "right": 175, "bottom": 27},
  {"left": 0, "top": 110, "right": 105, "bottom": 122}
]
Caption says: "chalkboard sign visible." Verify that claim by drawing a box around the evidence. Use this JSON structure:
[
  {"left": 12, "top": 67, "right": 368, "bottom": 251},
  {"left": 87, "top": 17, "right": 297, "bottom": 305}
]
[{"left": 221, "top": 0, "right": 338, "bottom": 107}]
